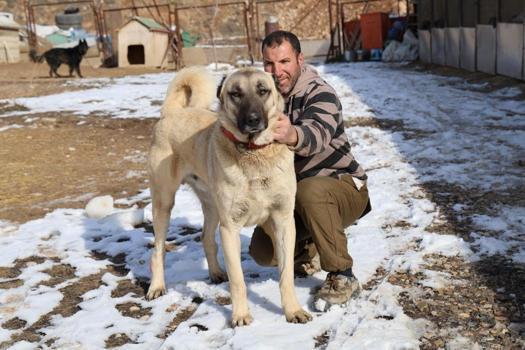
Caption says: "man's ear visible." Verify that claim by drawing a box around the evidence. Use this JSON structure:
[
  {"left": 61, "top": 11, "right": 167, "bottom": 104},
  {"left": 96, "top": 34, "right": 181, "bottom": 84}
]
[
  {"left": 298, "top": 52, "right": 304, "bottom": 67},
  {"left": 216, "top": 76, "right": 227, "bottom": 101}
]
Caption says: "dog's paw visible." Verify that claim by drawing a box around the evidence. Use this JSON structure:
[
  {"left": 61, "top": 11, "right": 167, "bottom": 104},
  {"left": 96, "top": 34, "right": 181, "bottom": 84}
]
[
  {"left": 231, "top": 313, "right": 253, "bottom": 327},
  {"left": 209, "top": 269, "right": 228, "bottom": 284},
  {"left": 285, "top": 309, "right": 313, "bottom": 324},
  {"left": 146, "top": 286, "right": 166, "bottom": 300}
]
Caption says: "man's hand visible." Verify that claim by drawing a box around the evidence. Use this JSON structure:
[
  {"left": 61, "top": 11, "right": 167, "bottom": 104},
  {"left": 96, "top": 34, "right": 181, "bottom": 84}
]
[{"left": 273, "top": 113, "right": 298, "bottom": 146}]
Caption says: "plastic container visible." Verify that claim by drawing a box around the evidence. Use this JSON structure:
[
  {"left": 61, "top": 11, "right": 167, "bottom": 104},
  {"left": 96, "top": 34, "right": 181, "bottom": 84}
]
[
  {"left": 360, "top": 12, "right": 389, "bottom": 50},
  {"left": 370, "top": 48, "right": 383, "bottom": 61},
  {"left": 344, "top": 50, "right": 357, "bottom": 62},
  {"left": 356, "top": 49, "right": 370, "bottom": 61}
]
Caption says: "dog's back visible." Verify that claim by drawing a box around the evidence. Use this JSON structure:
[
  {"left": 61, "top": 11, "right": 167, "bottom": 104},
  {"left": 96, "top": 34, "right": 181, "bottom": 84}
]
[
  {"left": 45, "top": 40, "right": 88, "bottom": 64},
  {"left": 30, "top": 39, "right": 89, "bottom": 78},
  {"left": 150, "top": 68, "right": 218, "bottom": 185}
]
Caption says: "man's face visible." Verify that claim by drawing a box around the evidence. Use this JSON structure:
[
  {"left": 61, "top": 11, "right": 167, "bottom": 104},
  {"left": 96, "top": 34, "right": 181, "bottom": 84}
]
[{"left": 262, "top": 40, "right": 304, "bottom": 96}]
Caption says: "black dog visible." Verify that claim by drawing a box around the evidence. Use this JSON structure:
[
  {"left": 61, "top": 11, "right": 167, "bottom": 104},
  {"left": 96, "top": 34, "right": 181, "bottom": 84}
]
[{"left": 30, "top": 39, "right": 89, "bottom": 78}]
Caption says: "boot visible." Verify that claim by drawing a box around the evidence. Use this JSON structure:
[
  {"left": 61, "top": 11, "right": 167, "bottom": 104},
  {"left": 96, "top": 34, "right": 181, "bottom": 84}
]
[{"left": 314, "top": 268, "right": 361, "bottom": 305}]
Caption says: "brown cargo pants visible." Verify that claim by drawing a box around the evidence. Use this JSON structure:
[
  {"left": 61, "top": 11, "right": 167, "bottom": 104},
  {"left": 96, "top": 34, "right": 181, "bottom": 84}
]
[{"left": 249, "top": 174, "right": 370, "bottom": 272}]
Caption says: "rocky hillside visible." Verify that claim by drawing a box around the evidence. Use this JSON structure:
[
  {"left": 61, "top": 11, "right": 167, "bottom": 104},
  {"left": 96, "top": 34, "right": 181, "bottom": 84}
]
[{"left": 2, "top": 0, "right": 405, "bottom": 41}]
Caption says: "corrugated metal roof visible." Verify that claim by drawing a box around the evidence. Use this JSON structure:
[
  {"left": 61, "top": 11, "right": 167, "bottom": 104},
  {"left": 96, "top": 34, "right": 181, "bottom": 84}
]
[{"left": 133, "top": 16, "right": 166, "bottom": 31}]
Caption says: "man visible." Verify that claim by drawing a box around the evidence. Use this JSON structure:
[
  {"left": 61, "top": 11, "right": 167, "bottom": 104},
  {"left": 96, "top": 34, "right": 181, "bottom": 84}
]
[{"left": 249, "top": 31, "right": 371, "bottom": 306}]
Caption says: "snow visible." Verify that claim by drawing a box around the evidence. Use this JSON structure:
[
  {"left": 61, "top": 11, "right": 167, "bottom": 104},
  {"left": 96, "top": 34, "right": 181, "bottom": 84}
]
[
  {"left": 85, "top": 195, "right": 114, "bottom": 219},
  {"left": 0, "top": 62, "right": 523, "bottom": 349}
]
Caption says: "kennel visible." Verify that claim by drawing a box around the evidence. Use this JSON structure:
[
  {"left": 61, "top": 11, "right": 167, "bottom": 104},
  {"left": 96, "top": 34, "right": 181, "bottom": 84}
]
[
  {"left": 0, "top": 12, "right": 21, "bottom": 64},
  {"left": 117, "top": 16, "right": 169, "bottom": 68}
]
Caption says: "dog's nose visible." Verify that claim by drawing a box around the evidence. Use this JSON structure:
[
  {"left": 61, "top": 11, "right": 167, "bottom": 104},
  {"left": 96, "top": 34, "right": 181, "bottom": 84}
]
[{"left": 246, "top": 112, "right": 261, "bottom": 127}]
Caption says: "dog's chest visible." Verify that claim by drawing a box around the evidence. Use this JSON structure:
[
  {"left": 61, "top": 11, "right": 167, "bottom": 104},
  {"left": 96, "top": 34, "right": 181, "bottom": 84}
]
[{"left": 229, "top": 175, "right": 286, "bottom": 225}]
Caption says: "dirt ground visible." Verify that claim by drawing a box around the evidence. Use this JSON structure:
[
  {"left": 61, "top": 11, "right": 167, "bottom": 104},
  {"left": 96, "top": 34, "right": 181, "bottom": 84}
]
[
  {"left": 1, "top": 60, "right": 524, "bottom": 349},
  {"left": 2, "top": 60, "right": 523, "bottom": 224},
  {"left": 0, "top": 61, "right": 165, "bottom": 223}
]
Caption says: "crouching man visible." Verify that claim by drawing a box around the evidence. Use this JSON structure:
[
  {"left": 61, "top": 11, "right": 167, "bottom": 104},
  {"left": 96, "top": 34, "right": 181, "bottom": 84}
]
[{"left": 249, "top": 31, "right": 371, "bottom": 306}]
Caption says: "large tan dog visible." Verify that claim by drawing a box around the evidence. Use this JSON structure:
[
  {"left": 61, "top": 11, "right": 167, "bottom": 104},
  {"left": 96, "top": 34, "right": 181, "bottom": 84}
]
[{"left": 146, "top": 67, "right": 312, "bottom": 326}]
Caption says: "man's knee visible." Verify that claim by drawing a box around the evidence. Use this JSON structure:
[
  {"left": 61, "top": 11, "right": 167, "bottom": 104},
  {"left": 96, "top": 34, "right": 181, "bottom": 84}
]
[{"left": 296, "top": 176, "right": 334, "bottom": 209}]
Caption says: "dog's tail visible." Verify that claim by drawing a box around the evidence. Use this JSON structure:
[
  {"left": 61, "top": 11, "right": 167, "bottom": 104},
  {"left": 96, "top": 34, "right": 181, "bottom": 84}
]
[
  {"left": 161, "top": 67, "right": 216, "bottom": 115},
  {"left": 29, "top": 49, "right": 45, "bottom": 63}
]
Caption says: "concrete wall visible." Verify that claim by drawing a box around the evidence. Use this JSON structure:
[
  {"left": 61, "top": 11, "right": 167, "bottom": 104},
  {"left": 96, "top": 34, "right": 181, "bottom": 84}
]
[
  {"left": 417, "top": 0, "right": 525, "bottom": 80},
  {"left": 497, "top": 22, "right": 524, "bottom": 79},
  {"left": 477, "top": 25, "right": 497, "bottom": 75},
  {"left": 445, "top": 28, "right": 460, "bottom": 68},
  {"left": 182, "top": 39, "right": 330, "bottom": 66},
  {"left": 459, "top": 28, "right": 476, "bottom": 72},
  {"left": 418, "top": 30, "right": 431, "bottom": 63},
  {"left": 182, "top": 46, "right": 247, "bottom": 66},
  {"left": 431, "top": 28, "right": 445, "bottom": 65}
]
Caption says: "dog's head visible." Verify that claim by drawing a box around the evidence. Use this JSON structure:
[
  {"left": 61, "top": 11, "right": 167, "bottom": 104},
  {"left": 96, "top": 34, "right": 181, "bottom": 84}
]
[
  {"left": 77, "top": 39, "right": 89, "bottom": 56},
  {"left": 218, "top": 68, "right": 284, "bottom": 145}
]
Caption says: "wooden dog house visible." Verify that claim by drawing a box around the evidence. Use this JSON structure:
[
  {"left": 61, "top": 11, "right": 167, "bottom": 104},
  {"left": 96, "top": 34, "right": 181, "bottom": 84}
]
[
  {"left": 117, "top": 16, "right": 169, "bottom": 68},
  {"left": 0, "top": 12, "right": 21, "bottom": 64}
]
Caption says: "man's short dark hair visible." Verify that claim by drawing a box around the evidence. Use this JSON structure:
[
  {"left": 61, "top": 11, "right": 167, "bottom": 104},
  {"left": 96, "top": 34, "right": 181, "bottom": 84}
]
[{"left": 261, "top": 30, "right": 301, "bottom": 55}]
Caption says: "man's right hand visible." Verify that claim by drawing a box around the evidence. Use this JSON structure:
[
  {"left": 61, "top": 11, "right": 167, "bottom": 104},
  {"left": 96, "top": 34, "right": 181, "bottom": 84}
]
[{"left": 273, "top": 113, "right": 298, "bottom": 147}]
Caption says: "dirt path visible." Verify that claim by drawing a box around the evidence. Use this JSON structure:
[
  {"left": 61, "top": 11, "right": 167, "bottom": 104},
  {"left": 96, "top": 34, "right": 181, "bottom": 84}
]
[
  {"left": 0, "top": 62, "right": 164, "bottom": 223},
  {"left": 0, "top": 114, "right": 154, "bottom": 223},
  {"left": 0, "top": 61, "right": 163, "bottom": 99}
]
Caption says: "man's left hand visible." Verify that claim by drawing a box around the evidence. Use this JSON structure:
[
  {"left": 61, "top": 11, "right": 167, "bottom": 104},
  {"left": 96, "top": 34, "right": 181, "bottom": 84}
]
[{"left": 273, "top": 113, "right": 298, "bottom": 147}]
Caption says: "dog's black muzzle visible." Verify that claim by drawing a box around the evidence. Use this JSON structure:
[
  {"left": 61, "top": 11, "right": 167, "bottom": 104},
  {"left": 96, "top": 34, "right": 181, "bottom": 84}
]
[{"left": 238, "top": 102, "right": 267, "bottom": 135}]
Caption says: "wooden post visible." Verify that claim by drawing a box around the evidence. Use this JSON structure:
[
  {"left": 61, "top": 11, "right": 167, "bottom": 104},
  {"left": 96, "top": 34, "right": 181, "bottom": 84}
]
[
  {"left": 24, "top": 0, "right": 36, "bottom": 51},
  {"left": 174, "top": 4, "right": 183, "bottom": 70},
  {"left": 243, "top": 2, "right": 254, "bottom": 64}
]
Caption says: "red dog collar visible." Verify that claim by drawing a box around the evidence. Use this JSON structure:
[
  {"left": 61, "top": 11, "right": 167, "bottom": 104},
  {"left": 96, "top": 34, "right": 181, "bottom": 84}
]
[{"left": 220, "top": 126, "right": 270, "bottom": 150}]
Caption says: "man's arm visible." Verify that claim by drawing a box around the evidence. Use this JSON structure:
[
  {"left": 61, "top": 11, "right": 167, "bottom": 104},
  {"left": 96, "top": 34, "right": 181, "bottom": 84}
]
[{"left": 276, "top": 89, "right": 340, "bottom": 156}]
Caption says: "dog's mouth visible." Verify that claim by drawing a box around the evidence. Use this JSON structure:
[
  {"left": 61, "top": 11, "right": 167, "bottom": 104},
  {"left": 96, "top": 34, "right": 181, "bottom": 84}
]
[
  {"left": 242, "top": 126, "right": 266, "bottom": 136},
  {"left": 238, "top": 112, "right": 268, "bottom": 136}
]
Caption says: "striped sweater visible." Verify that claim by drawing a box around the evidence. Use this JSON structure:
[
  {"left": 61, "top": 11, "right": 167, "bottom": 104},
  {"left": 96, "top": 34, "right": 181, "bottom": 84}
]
[{"left": 286, "top": 65, "right": 367, "bottom": 182}]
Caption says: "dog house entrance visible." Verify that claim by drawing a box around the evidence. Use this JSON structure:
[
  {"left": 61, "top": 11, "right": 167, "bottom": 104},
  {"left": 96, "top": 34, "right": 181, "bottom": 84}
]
[{"left": 127, "top": 45, "right": 145, "bottom": 64}]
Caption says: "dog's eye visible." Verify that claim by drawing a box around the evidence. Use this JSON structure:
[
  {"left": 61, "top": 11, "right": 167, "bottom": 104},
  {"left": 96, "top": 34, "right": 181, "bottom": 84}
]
[
  {"left": 258, "top": 88, "right": 270, "bottom": 96},
  {"left": 229, "top": 91, "right": 242, "bottom": 99}
]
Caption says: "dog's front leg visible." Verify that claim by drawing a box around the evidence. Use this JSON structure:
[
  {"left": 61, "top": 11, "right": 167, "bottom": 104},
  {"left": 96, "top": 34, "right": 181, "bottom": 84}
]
[
  {"left": 220, "top": 223, "right": 252, "bottom": 327},
  {"left": 270, "top": 213, "right": 312, "bottom": 323}
]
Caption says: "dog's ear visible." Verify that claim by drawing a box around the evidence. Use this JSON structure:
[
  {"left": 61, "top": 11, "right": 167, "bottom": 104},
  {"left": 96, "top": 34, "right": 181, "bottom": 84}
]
[
  {"left": 216, "top": 75, "right": 227, "bottom": 101},
  {"left": 271, "top": 74, "right": 280, "bottom": 91}
]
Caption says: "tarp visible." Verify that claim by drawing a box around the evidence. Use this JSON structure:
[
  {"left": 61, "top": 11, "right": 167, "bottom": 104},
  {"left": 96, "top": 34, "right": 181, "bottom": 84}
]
[{"left": 382, "top": 31, "right": 418, "bottom": 62}]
